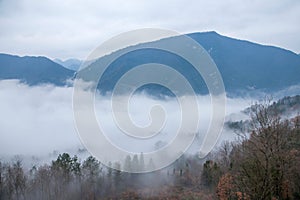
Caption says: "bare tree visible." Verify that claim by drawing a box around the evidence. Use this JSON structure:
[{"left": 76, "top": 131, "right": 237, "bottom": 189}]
[
  {"left": 0, "top": 161, "right": 4, "bottom": 199},
  {"left": 4, "top": 160, "right": 27, "bottom": 200},
  {"left": 231, "top": 101, "right": 294, "bottom": 199}
]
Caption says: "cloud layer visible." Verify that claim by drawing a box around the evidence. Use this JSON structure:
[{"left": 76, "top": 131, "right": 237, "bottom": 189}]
[
  {"left": 0, "top": 80, "right": 81, "bottom": 156},
  {"left": 0, "top": 80, "right": 253, "bottom": 160}
]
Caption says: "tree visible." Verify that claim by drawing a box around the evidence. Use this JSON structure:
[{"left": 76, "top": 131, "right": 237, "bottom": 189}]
[
  {"left": 81, "top": 156, "right": 102, "bottom": 199},
  {"left": 29, "top": 165, "right": 52, "bottom": 200},
  {"left": 123, "top": 155, "right": 132, "bottom": 172},
  {"left": 201, "top": 160, "right": 221, "bottom": 189},
  {"left": 139, "top": 152, "right": 145, "bottom": 171},
  {"left": 0, "top": 161, "right": 3, "bottom": 199},
  {"left": 132, "top": 154, "right": 139, "bottom": 172},
  {"left": 147, "top": 158, "right": 155, "bottom": 171},
  {"left": 82, "top": 156, "right": 101, "bottom": 182},
  {"left": 104, "top": 161, "right": 113, "bottom": 196},
  {"left": 217, "top": 141, "right": 233, "bottom": 172},
  {"left": 217, "top": 173, "right": 235, "bottom": 200},
  {"left": 4, "top": 160, "right": 27, "bottom": 200},
  {"left": 107, "top": 162, "right": 112, "bottom": 178},
  {"left": 113, "top": 162, "right": 122, "bottom": 192},
  {"left": 51, "top": 153, "right": 81, "bottom": 181},
  {"left": 231, "top": 101, "right": 294, "bottom": 199},
  {"left": 51, "top": 153, "right": 81, "bottom": 199}
]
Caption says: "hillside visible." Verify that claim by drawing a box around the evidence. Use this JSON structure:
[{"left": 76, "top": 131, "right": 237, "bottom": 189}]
[
  {"left": 0, "top": 54, "right": 75, "bottom": 86},
  {"left": 80, "top": 31, "right": 300, "bottom": 96}
]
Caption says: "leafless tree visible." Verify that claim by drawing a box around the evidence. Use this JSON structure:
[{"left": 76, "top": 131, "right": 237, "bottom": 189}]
[{"left": 231, "top": 101, "right": 294, "bottom": 199}]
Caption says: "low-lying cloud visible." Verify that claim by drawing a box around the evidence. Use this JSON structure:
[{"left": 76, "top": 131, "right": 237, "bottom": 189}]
[
  {"left": 0, "top": 80, "right": 253, "bottom": 163},
  {"left": 0, "top": 80, "right": 81, "bottom": 156}
]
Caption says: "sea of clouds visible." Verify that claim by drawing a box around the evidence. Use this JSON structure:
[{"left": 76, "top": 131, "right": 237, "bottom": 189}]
[{"left": 0, "top": 80, "right": 254, "bottom": 165}]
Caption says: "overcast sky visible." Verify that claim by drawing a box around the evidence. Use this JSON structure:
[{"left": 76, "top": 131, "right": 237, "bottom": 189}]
[{"left": 0, "top": 0, "right": 299, "bottom": 60}]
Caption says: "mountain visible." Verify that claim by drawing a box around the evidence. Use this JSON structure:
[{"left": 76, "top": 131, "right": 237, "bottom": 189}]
[
  {"left": 54, "top": 58, "right": 81, "bottom": 71},
  {"left": 1, "top": 32, "right": 299, "bottom": 94},
  {"left": 0, "top": 54, "right": 75, "bottom": 86},
  {"left": 80, "top": 31, "right": 300, "bottom": 96},
  {"left": 188, "top": 32, "right": 300, "bottom": 95}
]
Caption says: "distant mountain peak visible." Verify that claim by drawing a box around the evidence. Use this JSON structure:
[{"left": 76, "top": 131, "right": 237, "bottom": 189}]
[
  {"left": 82, "top": 31, "right": 300, "bottom": 96},
  {"left": 195, "top": 30, "right": 219, "bottom": 34},
  {"left": 0, "top": 53, "right": 75, "bottom": 86},
  {"left": 53, "top": 58, "right": 82, "bottom": 71}
]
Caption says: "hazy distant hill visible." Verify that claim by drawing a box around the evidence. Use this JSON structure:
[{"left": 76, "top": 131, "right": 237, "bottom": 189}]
[
  {"left": 0, "top": 54, "right": 75, "bottom": 85},
  {"left": 244, "top": 95, "right": 300, "bottom": 116},
  {"left": 226, "top": 95, "right": 300, "bottom": 132},
  {"left": 54, "top": 58, "right": 82, "bottom": 71}
]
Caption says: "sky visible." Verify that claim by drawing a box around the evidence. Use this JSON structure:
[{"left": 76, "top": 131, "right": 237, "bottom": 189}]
[{"left": 0, "top": 0, "right": 299, "bottom": 60}]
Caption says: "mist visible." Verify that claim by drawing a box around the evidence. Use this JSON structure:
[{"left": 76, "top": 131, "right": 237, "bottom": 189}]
[{"left": 0, "top": 80, "right": 254, "bottom": 164}]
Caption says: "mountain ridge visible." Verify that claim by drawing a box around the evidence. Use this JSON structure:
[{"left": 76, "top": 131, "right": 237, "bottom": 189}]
[
  {"left": 54, "top": 58, "right": 82, "bottom": 71},
  {"left": 190, "top": 31, "right": 299, "bottom": 56},
  {"left": 78, "top": 31, "right": 300, "bottom": 96},
  {"left": 1, "top": 31, "right": 299, "bottom": 96},
  {"left": 0, "top": 53, "right": 75, "bottom": 86}
]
